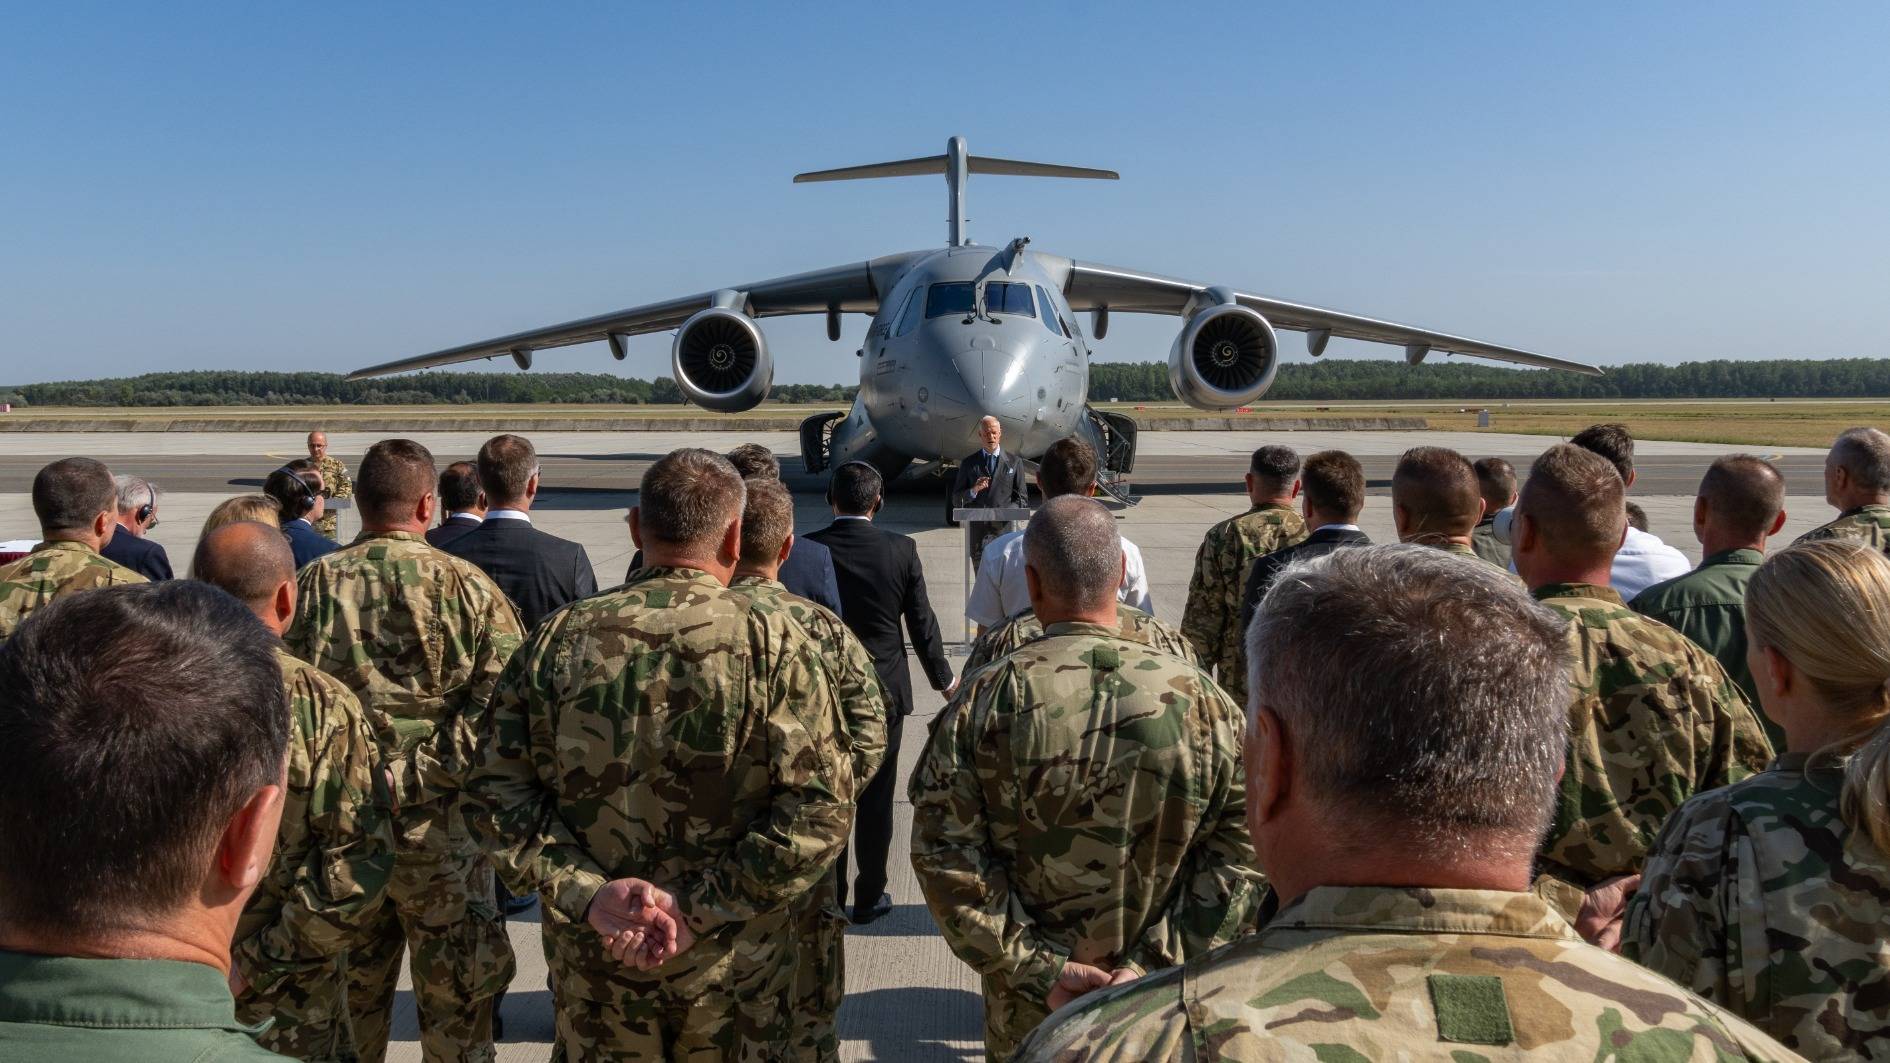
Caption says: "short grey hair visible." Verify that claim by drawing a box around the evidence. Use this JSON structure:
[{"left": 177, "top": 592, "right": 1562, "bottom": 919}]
[
  {"left": 1024, "top": 496, "right": 1121, "bottom": 611},
  {"left": 637, "top": 448, "right": 747, "bottom": 547},
  {"left": 1832, "top": 427, "right": 1890, "bottom": 492},
  {"left": 1247, "top": 545, "right": 1572, "bottom": 856},
  {"left": 114, "top": 474, "right": 158, "bottom": 511}
]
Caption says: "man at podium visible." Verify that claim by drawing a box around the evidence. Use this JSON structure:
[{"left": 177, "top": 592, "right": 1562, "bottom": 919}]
[{"left": 951, "top": 416, "right": 1030, "bottom": 568}]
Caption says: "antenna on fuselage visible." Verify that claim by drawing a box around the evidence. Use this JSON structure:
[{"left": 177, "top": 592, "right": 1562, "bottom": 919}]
[{"left": 793, "top": 136, "right": 1118, "bottom": 248}]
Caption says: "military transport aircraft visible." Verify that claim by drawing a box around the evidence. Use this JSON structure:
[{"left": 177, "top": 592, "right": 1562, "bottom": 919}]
[{"left": 350, "top": 136, "right": 1599, "bottom": 486}]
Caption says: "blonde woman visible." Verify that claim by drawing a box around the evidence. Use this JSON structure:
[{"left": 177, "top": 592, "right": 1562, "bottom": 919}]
[
  {"left": 1625, "top": 538, "right": 1890, "bottom": 1059},
  {"left": 201, "top": 494, "right": 280, "bottom": 535}
]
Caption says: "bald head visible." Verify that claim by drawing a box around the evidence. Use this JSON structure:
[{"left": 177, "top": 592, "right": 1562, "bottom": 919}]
[
  {"left": 1392, "top": 447, "right": 1483, "bottom": 541},
  {"left": 1518, "top": 444, "right": 1625, "bottom": 569},
  {"left": 1024, "top": 495, "right": 1122, "bottom": 618},
  {"left": 191, "top": 521, "right": 297, "bottom": 631}
]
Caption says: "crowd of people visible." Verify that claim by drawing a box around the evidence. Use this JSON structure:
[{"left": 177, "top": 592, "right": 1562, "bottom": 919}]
[{"left": 1, "top": 422, "right": 1890, "bottom": 1061}]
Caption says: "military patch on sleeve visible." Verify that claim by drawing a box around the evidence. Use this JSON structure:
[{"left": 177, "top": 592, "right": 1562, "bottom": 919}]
[
  {"left": 646, "top": 590, "right": 671, "bottom": 609},
  {"left": 1427, "top": 974, "right": 1513, "bottom": 1046},
  {"left": 1087, "top": 645, "right": 1121, "bottom": 671}
]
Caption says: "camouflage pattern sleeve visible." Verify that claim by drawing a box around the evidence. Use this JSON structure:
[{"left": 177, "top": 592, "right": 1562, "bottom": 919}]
[
  {"left": 465, "top": 619, "right": 613, "bottom": 921},
  {"left": 235, "top": 658, "right": 395, "bottom": 991},
  {"left": 1012, "top": 964, "right": 1193, "bottom": 1063},
  {"left": 1621, "top": 790, "right": 1738, "bottom": 1010},
  {"left": 1178, "top": 529, "right": 1222, "bottom": 669},
  {"left": 672, "top": 612, "right": 856, "bottom": 934},
  {"left": 1123, "top": 687, "right": 1261, "bottom": 973},
  {"left": 1701, "top": 669, "right": 1775, "bottom": 791},
  {"left": 320, "top": 454, "right": 354, "bottom": 500},
  {"left": 908, "top": 674, "right": 1071, "bottom": 1003}
]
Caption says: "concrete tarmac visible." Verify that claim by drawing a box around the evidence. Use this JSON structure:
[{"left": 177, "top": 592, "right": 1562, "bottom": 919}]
[{"left": 0, "top": 428, "right": 1838, "bottom": 1061}]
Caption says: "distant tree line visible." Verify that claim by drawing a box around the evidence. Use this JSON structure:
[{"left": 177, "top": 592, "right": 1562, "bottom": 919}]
[
  {"left": 2, "top": 358, "right": 1886, "bottom": 408},
  {"left": 1087, "top": 357, "right": 1890, "bottom": 402},
  {"left": 0, "top": 370, "right": 859, "bottom": 408}
]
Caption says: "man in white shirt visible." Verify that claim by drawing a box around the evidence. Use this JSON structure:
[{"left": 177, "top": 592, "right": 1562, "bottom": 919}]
[
  {"left": 1569, "top": 424, "right": 1690, "bottom": 598},
  {"left": 966, "top": 437, "right": 1150, "bottom": 632}
]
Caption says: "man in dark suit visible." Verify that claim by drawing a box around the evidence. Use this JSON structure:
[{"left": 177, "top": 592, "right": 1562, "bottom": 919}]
[
  {"left": 623, "top": 443, "right": 844, "bottom": 615},
  {"left": 950, "top": 416, "right": 1031, "bottom": 564},
  {"left": 266, "top": 462, "right": 338, "bottom": 569},
  {"left": 1241, "top": 450, "right": 1371, "bottom": 635},
  {"left": 444, "top": 434, "right": 597, "bottom": 631},
  {"left": 426, "top": 461, "right": 485, "bottom": 548},
  {"left": 100, "top": 474, "right": 173, "bottom": 581},
  {"left": 807, "top": 461, "right": 955, "bottom": 924}
]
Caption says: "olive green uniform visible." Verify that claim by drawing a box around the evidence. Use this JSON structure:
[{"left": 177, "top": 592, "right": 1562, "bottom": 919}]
[
  {"left": 1630, "top": 548, "right": 1775, "bottom": 744},
  {"left": 0, "top": 950, "right": 286, "bottom": 1060}
]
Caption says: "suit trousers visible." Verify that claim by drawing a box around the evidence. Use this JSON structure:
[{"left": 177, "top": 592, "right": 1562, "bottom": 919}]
[{"left": 836, "top": 712, "right": 905, "bottom": 910}]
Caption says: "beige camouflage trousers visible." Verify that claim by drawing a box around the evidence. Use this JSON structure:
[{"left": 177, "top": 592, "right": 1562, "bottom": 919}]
[
  {"left": 237, "top": 955, "right": 359, "bottom": 1062},
  {"left": 547, "top": 920, "right": 798, "bottom": 1062},
  {"left": 346, "top": 804, "right": 515, "bottom": 1063},
  {"left": 791, "top": 877, "right": 848, "bottom": 1063}
]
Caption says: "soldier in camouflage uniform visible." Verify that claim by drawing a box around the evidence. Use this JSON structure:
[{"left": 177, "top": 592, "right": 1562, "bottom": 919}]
[
  {"left": 912, "top": 497, "right": 1262, "bottom": 1061},
  {"left": 195, "top": 521, "right": 396, "bottom": 1061},
  {"left": 962, "top": 600, "right": 1198, "bottom": 677},
  {"left": 1179, "top": 444, "right": 1305, "bottom": 705},
  {"left": 1797, "top": 426, "right": 1890, "bottom": 553},
  {"left": 466, "top": 449, "right": 857, "bottom": 1061},
  {"left": 723, "top": 476, "right": 887, "bottom": 1062},
  {"left": 1016, "top": 545, "right": 1796, "bottom": 1063},
  {"left": 1393, "top": 446, "right": 1520, "bottom": 580},
  {"left": 1513, "top": 445, "right": 1772, "bottom": 902},
  {"left": 284, "top": 439, "right": 522, "bottom": 1063},
  {"left": 307, "top": 430, "right": 355, "bottom": 541},
  {"left": 0, "top": 458, "right": 146, "bottom": 643},
  {"left": 1626, "top": 540, "right": 1890, "bottom": 1059}
]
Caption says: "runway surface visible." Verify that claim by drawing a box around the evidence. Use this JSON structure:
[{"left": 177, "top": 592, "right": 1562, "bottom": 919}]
[{"left": 0, "top": 427, "right": 1839, "bottom": 1061}]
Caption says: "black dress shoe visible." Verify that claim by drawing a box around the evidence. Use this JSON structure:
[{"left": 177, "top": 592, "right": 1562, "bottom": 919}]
[{"left": 851, "top": 891, "right": 893, "bottom": 926}]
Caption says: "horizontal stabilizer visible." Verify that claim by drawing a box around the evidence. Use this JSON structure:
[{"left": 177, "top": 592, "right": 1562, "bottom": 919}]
[{"left": 794, "top": 154, "right": 1117, "bottom": 183}]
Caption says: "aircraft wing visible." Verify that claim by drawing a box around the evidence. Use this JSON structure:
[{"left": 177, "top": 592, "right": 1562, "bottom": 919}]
[
  {"left": 348, "top": 256, "right": 920, "bottom": 380},
  {"left": 1064, "top": 260, "right": 1600, "bottom": 375}
]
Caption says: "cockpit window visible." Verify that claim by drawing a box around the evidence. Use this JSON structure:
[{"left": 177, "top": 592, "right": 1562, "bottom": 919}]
[
  {"left": 925, "top": 282, "right": 977, "bottom": 319},
  {"left": 1035, "top": 285, "right": 1064, "bottom": 336},
  {"left": 894, "top": 286, "right": 925, "bottom": 336},
  {"left": 985, "top": 282, "right": 1035, "bottom": 318}
]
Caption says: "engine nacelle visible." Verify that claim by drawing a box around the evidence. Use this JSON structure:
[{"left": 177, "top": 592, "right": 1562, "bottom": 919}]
[
  {"left": 1167, "top": 300, "right": 1280, "bottom": 410},
  {"left": 671, "top": 307, "right": 773, "bottom": 412}
]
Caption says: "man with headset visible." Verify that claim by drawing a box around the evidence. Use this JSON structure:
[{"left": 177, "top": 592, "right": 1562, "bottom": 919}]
[
  {"left": 100, "top": 474, "right": 174, "bottom": 581},
  {"left": 267, "top": 461, "right": 339, "bottom": 569}
]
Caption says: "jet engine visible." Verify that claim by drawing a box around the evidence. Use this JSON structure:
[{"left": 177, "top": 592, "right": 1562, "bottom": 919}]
[
  {"left": 671, "top": 307, "right": 773, "bottom": 412},
  {"left": 1167, "top": 298, "right": 1279, "bottom": 410}
]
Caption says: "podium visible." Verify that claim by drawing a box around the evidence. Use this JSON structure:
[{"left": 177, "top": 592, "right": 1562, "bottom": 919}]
[
  {"left": 953, "top": 506, "right": 1032, "bottom": 646},
  {"left": 325, "top": 497, "right": 351, "bottom": 540}
]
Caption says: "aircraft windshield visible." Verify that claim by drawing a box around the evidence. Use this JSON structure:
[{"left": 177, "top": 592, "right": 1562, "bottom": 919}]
[
  {"left": 925, "top": 283, "right": 977, "bottom": 318},
  {"left": 984, "top": 282, "right": 1035, "bottom": 318}
]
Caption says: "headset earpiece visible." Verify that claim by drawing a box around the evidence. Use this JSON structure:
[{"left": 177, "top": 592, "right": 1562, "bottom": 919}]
[
  {"left": 274, "top": 466, "right": 317, "bottom": 515},
  {"left": 135, "top": 482, "right": 156, "bottom": 526}
]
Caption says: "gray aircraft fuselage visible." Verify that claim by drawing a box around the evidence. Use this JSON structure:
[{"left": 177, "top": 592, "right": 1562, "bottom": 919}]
[{"left": 833, "top": 244, "right": 1092, "bottom": 474}]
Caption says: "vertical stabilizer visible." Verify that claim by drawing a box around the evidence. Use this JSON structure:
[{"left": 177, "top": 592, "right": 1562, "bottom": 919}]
[{"left": 793, "top": 137, "right": 1118, "bottom": 248}]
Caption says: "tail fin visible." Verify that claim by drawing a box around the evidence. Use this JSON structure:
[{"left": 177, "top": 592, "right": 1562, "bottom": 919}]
[{"left": 793, "top": 136, "right": 1117, "bottom": 247}]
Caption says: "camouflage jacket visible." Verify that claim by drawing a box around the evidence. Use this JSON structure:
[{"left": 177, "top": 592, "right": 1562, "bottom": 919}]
[
  {"left": 728, "top": 574, "right": 888, "bottom": 783},
  {"left": 1532, "top": 583, "right": 1774, "bottom": 889},
  {"left": 1626, "top": 751, "right": 1890, "bottom": 1058},
  {"left": 0, "top": 540, "right": 146, "bottom": 643},
  {"left": 464, "top": 567, "right": 855, "bottom": 1002},
  {"left": 284, "top": 531, "right": 524, "bottom": 811},
  {"left": 1015, "top": 886, "right": 1797, "bottom": 1062},
  {"left": 1796, "top": 503, "right": 1890, "bottom": 553},
  {"left": 1180, "top": 502, "right": 1305, "bottom": 705},
  {"left": 313, "top": 454, "right": 353, "bottom": 501},
  {"left": 234, "top": 648, "right": 395, "bottom": 996},
  {"left": 961, "top": 601, "right": 1200, "bottom": 677},
  {"left": 910, "top": 621, "right": 1261, "bottom": 1057}
]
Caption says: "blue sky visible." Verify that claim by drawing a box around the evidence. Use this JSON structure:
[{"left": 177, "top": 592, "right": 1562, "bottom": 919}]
[{"left": 2, "top": 3, "right": 1886, "bottom": 385}]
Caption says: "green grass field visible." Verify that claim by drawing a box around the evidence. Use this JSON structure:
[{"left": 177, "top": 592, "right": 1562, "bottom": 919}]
[{"left": 6, "top": 398, "right": 1886, "bottom": 448}]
